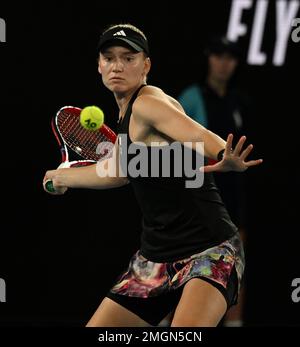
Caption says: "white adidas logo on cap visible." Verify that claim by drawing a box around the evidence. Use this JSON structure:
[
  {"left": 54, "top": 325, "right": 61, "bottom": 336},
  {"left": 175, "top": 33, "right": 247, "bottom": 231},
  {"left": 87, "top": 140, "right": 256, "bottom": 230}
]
[{"left": 113, "top": 30, "right": 126, "bottom": 37}]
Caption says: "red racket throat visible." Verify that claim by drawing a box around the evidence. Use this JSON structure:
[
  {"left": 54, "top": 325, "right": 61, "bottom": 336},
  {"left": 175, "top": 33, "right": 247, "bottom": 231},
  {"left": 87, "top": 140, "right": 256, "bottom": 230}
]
[
  {"left": 54, "top": 106, "right": 117, "bottom": 163},
  {"left": 45, "top": 106, "right": 117, "bottom": 193}
]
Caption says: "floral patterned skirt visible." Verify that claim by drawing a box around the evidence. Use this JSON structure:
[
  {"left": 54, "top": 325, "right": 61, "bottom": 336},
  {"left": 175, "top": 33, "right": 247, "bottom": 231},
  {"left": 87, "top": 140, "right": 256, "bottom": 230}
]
[{"left": 109, "top": 232, "right": 245, "bottom": 307}]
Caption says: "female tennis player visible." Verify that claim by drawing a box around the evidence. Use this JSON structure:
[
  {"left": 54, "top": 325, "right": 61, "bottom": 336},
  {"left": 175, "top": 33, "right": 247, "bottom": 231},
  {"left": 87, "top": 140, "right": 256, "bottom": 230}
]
[{"left": 43, "top": 24, "right": 262, "bottom": 327}]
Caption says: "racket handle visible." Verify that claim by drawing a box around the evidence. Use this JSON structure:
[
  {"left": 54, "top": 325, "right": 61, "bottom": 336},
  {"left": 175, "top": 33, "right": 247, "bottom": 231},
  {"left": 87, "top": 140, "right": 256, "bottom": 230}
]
[{"left": 45, "top": 180, "right": 56, "bottom": 193}]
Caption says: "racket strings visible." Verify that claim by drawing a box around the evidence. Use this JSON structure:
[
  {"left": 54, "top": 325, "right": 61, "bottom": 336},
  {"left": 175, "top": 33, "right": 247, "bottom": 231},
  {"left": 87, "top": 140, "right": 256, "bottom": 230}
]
[{"left": 58, "top": 110, "right": 114, "bottom": 161}]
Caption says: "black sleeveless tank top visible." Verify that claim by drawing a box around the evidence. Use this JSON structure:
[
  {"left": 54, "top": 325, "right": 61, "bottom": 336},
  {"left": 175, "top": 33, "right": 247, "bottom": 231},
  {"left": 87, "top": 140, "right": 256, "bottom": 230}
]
[{"left": 117, "top": 85, "right": 237, "bottom": 262}]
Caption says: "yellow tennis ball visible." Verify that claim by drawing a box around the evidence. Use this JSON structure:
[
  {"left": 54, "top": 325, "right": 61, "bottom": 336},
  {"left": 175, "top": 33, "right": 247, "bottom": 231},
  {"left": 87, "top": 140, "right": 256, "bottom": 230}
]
[{"left": 80, "top": 106, "right": 104, "bottom": 131}]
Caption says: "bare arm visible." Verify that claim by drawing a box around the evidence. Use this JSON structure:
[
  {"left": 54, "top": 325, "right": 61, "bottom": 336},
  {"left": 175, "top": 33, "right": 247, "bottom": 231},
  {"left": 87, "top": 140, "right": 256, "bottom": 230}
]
[
  {"left": 133, "top": 91, "right": 262, "bottom": 171},
  {"left": 133, "top": 94, "right": 226, "bottom": 160},
  {"left": 43, "top": 138, "right": 129, "bottom": 195}
]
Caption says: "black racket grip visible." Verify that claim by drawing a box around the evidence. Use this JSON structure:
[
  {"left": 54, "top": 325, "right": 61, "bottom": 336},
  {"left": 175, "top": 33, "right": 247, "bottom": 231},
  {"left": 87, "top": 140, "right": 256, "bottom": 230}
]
[{"left": 45, "top": 180, "right": 56, "bottom": 193}]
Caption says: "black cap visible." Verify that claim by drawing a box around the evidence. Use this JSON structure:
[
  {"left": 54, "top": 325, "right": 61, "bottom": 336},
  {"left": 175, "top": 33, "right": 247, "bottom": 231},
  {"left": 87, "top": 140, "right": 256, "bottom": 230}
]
[
  {"left": 205, "top": 36, "right": 240, "bottom": 58},
  {"left": 98, "top": 26, "right": 149, "bottom": 55}
]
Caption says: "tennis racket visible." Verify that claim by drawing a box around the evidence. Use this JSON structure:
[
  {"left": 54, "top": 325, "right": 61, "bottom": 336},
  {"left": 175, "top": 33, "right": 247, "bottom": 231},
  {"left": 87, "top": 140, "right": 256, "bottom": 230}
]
[{"left": 44, "top": 106, "right": 117, "bottom": 193}]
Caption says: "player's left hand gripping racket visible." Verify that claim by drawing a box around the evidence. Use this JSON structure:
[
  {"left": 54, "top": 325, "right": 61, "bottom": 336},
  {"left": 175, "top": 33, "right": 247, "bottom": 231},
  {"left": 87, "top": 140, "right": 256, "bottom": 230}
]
[{"left": 44, "top": 106, "right": 117, "bottom": 193}]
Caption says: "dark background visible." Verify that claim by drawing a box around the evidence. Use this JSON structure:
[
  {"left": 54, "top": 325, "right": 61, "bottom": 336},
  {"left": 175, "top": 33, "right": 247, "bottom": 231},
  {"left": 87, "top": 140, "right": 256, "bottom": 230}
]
[{"left": 0, "top": 0, "right": 299, "bottom": 326}]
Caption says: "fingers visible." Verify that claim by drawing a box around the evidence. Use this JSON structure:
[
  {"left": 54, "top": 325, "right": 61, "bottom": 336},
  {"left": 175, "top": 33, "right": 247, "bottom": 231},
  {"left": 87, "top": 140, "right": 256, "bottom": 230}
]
[
  {"left": 43, "top": 179, "right": 67, "bottom": 195},
  {"left": 43, "top": 179, "right": 56, "bottom": 194},
  {"left": 225, "top": 134, "right": 233, "bottom": 156},
  {"left": 199, "top": 166, "right": 213, "bottom": 173},
  {"left": 245, "top": 159, "right": 263, "bottom": 167},
  {"left": 200, "top": 162, "right": 222, "bottom": 173},
  {"left": 240, "top": 144, "right": 263, "bottom": 167},
  {"left": 228, "top": 136, "right": 263, "bottom": 164},
  {"left": 43, "top": 170, "right": 56, "bottom": 183},
  {"left": 240, "top": 143, "right": 253, "bottom": 161},
  {"left": 233, "top": 135, "right": 247, "bottom": 156},
  {"left": 43, "top": 170, "right": 67, "bottom": 195}
]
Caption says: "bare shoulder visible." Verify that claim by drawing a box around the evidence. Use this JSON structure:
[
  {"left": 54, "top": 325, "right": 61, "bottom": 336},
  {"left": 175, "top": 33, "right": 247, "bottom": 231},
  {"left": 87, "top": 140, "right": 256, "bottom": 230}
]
[{"left": 133, "top": 85, "right": 184, "bottom": 113}]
